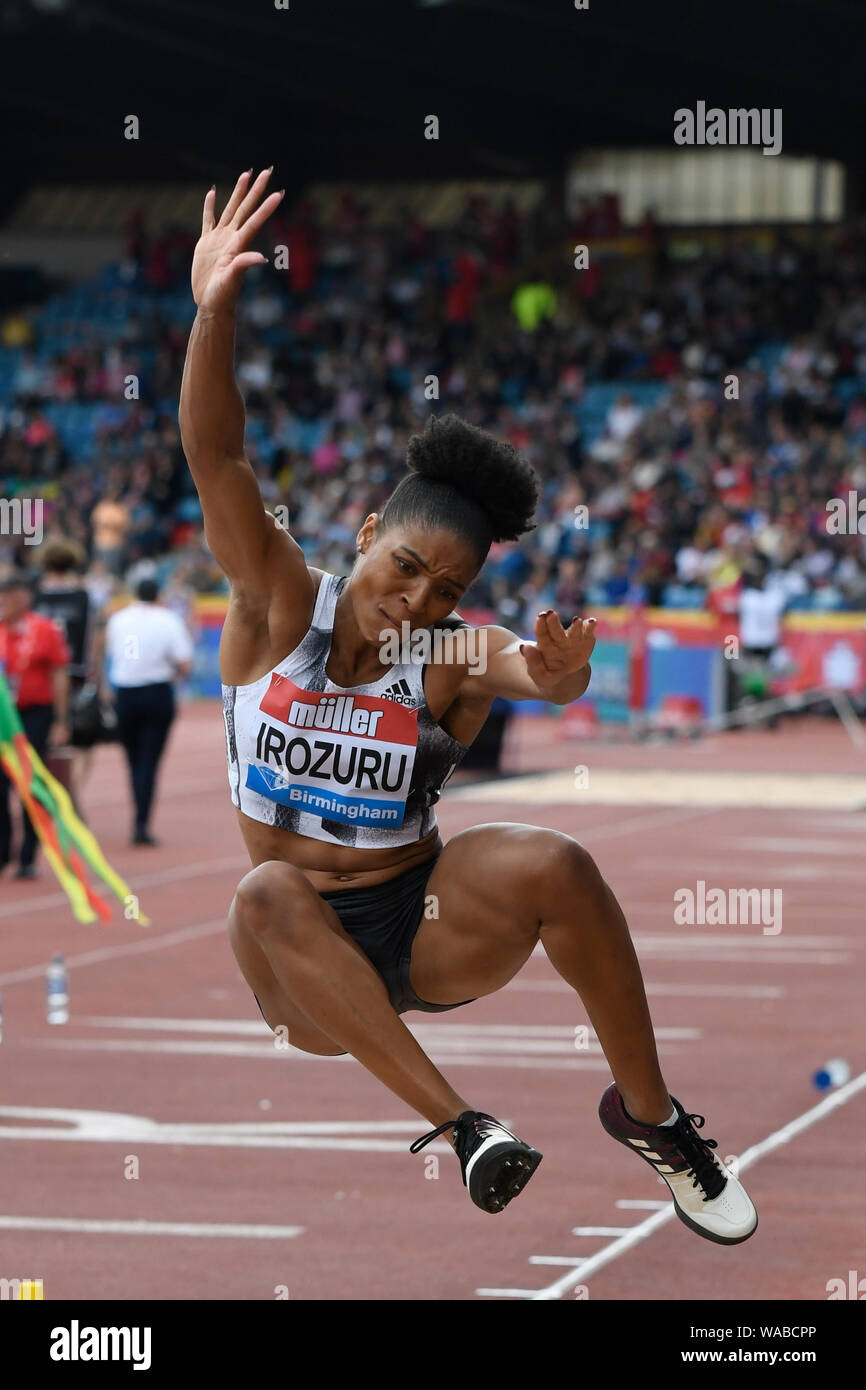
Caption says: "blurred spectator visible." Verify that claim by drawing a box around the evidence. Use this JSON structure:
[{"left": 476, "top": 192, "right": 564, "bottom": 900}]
[
  {"left": 1, "top": 201, "right": 866, "bottom": 638},
  {"left": 105, "top": 577, "right": 193, "bottom": 845},
  {"left": 35, "top": 538, "right": 101, "bottom": 802},
  {"left": 91, "top": 488, "right": 131, "bottom": 575},
  {"left": 734, "top": 558, "right": 789, "bottom": 727}
]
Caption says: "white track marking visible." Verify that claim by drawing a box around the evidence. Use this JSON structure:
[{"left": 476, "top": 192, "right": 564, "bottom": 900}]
[
  {"left": 507, "top": 980, "right": 785, "bottom": 999},
  {"left": 475, "top": 1287, "right": 539, "bottom": 1298},
  {"left": 0, "top": 1107, "right": 453, "bottom": 1155},
  {"left": 530, "top": 935, "right": 852, "bottom": 966},
  {"left": 0, "top": 1215, "right": 303, "bottom": 1239},
  {"left": 533, "top": 933, "right": 853, "bottom": 953},
  {"left": 20, "top": 1016, "right": 696, "bottom": 1070},
  {"left": 0, "top": 920, "right": 226, "bottom": 988},
  {"left": 74, "top": 1016, "right": 699, "bottom": 1044},
  {"left": 571, "top": 1226, "right": 635, "bottom": 1236},
  {"left": 529, "top": 1257, "right": 587, "bottom": 1266},
  {"left": 476, "top": 1070, "right": 866, "bottom": 1300},
  {"left": 0, "top": 855, "right": 248, "bottom": 920},
  {"left": 23, "top": 1038, "right": 618, "bottom": 1071}
]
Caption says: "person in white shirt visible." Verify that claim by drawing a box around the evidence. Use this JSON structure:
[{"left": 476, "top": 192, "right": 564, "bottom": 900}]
[
  {"left": 739, "top": 565, "right": 787, "bottom": 656},
  {"left": 735, "top": 561, "right": 787, "bottom": 729},
  {"left": 105, "top": 577, "right": 193, "bottom": 845}
]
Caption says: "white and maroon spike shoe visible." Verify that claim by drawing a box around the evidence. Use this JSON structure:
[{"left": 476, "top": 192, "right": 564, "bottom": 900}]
[{"left": 599, "top": 1084, "right": 758, "bottom": 1245}]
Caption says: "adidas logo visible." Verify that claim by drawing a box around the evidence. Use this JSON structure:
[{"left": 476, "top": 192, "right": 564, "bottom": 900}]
[{"left": 381, "top": 679, "right": 415, "bottom": 706}]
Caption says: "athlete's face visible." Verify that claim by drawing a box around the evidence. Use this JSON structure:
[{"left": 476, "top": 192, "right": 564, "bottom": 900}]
[{"left": 350, "top": 517, "right": 479, "bottom": 643}]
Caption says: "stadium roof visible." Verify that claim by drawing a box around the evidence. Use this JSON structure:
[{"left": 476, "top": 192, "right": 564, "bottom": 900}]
[{"left": 1, "top": 0, "right": 865, "bottom": 218}]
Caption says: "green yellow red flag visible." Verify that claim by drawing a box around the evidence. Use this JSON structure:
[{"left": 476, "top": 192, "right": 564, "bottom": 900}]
[{"left": 0, "top": 673, "right": 149, "bottom": 925}]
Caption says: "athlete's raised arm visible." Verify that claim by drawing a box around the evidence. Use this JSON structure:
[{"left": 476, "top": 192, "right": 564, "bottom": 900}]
[{"left": 179, "top": 169, "right": 311, "bottom": 611}]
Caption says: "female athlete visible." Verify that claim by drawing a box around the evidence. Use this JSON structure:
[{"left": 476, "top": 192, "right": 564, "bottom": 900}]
[{"left": 178, "top": 169, "right": 757, "bottom": 1242}]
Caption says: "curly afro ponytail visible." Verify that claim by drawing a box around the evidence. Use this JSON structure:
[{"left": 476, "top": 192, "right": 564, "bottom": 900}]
[{"left": 380, "top": 413, "right": 539, "bottom": 563}]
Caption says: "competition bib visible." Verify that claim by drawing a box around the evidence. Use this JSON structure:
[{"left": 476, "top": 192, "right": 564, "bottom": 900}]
[{"left": 245, "top": 673, "right": 419, "bottom": 828}]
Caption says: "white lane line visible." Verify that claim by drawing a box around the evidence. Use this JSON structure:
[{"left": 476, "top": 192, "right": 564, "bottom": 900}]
[
  {"left": 507, "top": 980, "right": 785, "bottom": 1000},
  {"left": 0, "top": 1216, "right": 303, "bottom": 1239},
  {"left": 477, "top": 1070, "right": 866, "bottom": 1300},
  {"left": 22, "top": 1039, "right": 617, "bottom": 1071},
  {"left": 533, "top": 933, "right": 853, "bottom": 953},
  {"left": 0, "top": 919, "right": 227, "bottom": 987},
  {"left": 75, "top": 1016, "right": 700, "bottom": 1044},
  {"left": 530, "top": 939, "right": 850, "bottom": 966},
  {"left": 0, "top": 855, "right": 248, "bottom": 920},
  {"left": 475, "top": 1287, "right": 538, "bottom": 1298},
  {"left": 571, "top": 1226, "right": 634, "bottom": 1237},
  {"left": 0, "top": 1110, "right": 446, "bottom": 1137},
  {"left": 0, "top": 1106, "right": 452, "bottom": 1155},
  {"left": 529, "top": 1257, "right": 587, "bottom": 1267}
]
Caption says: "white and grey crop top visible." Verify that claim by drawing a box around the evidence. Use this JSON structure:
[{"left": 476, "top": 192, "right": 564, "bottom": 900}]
[{"left": 221, "top": 572, "right": 470, "bottom": 849}]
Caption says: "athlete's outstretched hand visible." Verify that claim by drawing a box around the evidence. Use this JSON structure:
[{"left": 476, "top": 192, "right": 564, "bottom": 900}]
[
  {"left": 520, "top": 611, "right": 597, "bottom": 693},
  {"left": 191, "top": 168, "right": 285, "bottom": 315}
]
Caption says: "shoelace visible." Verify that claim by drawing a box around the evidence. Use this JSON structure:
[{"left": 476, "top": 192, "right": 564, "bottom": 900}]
[
  {"left": 409, "top": 1112, "right": 499, "bottom": 1164},
  {"left": 408, "top": 1120, "right": 458, "bottom": 1155},
  {"left": 662, "top": 1112, "right": 726, "bottom": 1202}
]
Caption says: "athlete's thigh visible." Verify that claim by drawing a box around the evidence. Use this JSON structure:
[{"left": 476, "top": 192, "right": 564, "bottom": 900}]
[
  {"left": 227, "top": 885, "right": 372, "bottom": 1056},
  {"left": 409, "top": 822, "right": 560, "bottom": 1004}
]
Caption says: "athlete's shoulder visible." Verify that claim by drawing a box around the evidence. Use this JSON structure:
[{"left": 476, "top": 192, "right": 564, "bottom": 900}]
[
  {"left": 308, "top": 566, "right": 328, "bottom": 598},
  {"left": 433, "top": 609, "right": 470, "bottom": 633}
]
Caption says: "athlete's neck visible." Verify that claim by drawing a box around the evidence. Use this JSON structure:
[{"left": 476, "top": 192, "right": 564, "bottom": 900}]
[{"left": 328, "top": 579, "right": 391, "bottom": 688}]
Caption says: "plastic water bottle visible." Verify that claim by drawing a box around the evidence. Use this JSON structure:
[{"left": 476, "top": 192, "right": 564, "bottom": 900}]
[
  {"left": 812, "top": 1059, "right": 850, "bottom": 1090},
  {"left": 46, "top": 955, "right": 69, "bottom": 1025}
]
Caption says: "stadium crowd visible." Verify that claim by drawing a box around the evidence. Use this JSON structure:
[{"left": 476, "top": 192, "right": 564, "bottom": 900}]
[{"left": 2, "top": 192, "right": 866, "bottom": 635}]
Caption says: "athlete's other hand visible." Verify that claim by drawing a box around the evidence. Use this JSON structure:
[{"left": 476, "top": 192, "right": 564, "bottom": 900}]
[
  {"left": 192, "top": 169, "right": 285, "bottom": 315},
  {"left": 520, "top": 612, "right": 597, "bottom": 692}
]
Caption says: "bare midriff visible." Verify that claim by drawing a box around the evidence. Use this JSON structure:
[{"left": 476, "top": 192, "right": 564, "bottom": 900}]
[{"left": 236, "top": 808, "right": 442, "bottom": 892}]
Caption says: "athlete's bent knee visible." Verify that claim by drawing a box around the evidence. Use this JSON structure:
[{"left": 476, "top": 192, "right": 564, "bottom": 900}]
[
  {"left": 231, "top": 860, "right": 320, "bottom": 942},
  {"left": 541, "top": 832, "right": 604, "bottom": 897}
]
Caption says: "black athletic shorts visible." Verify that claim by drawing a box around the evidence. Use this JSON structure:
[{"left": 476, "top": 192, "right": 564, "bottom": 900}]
[{"left": 254, "top": 850, "right": 477, "bottom": 1021}]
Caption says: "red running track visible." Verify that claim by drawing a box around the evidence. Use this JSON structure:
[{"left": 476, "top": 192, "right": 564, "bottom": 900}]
[{"left": 0, "top": 704, "right": 864, "bottom": 1301}]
